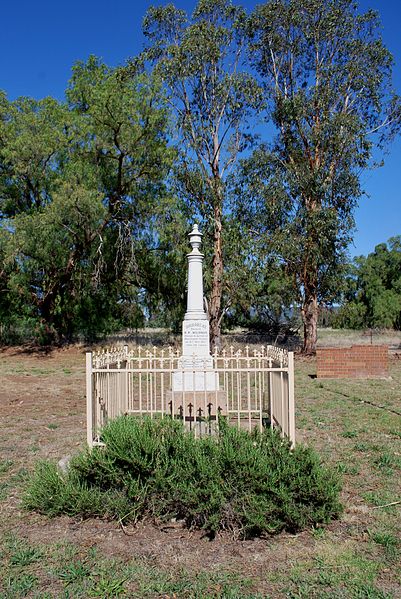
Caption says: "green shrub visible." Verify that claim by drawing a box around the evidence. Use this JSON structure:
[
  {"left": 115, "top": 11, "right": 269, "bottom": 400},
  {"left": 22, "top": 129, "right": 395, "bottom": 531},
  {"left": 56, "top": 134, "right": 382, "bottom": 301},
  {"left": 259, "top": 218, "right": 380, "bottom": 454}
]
[
  {"left": 24, "top": 460, "right": 132, "bottom": 519},
  {"left": 24, "top": 417, "right": 342, "bottom": 538}
]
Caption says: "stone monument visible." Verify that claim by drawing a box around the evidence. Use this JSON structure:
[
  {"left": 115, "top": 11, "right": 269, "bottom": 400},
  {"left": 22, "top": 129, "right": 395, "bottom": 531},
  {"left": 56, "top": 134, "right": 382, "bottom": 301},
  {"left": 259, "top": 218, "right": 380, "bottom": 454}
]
[
  {"left": 173, "top": 224, "right": 217, "bottom": 391},
  {"left": 170, "top": 224, "right": 226, "bottom": 422}
]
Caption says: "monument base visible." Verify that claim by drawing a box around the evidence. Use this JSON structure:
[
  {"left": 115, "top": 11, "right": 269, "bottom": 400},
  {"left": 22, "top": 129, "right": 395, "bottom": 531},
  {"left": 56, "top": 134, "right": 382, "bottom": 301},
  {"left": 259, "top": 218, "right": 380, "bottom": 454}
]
[
  {"left": 172, "top": 356, "right": 219, "bottom": 391},
  {"left": 173, "top": 318, "right": 219, "bottom": 391}
]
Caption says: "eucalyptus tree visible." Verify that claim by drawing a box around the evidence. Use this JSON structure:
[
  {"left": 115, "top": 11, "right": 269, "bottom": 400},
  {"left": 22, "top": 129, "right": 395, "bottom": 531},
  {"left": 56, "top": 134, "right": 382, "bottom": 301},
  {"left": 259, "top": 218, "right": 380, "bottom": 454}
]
[
  {"left": 243, "top": 0, "right": 400, "bottom": 352},
  {"left": 141, "top": 0, "right": 262, "bottom": 348}
]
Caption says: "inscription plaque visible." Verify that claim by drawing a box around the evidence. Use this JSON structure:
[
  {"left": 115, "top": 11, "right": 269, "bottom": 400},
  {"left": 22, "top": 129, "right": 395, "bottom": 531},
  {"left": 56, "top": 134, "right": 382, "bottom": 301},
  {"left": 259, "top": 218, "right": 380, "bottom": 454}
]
[{"left": 182, "top": 320, "right": 209, "bottom": 356}]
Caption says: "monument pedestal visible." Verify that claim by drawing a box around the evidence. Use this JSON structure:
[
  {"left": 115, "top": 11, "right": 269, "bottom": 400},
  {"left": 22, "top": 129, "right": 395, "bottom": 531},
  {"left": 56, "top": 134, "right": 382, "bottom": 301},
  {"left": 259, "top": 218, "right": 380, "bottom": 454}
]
[
  {"left": 172, "top": 319, "right": 219, "bottom": 391},
  {"left": 182, "top": 319, "right": 209, "bottom": 356}
]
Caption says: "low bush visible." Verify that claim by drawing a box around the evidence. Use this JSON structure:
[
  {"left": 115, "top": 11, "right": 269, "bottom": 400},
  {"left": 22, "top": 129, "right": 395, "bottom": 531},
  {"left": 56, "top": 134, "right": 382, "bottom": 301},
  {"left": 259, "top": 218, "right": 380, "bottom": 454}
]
[{"left": 24, "top": 417, "right": 342, "bottom": 538}]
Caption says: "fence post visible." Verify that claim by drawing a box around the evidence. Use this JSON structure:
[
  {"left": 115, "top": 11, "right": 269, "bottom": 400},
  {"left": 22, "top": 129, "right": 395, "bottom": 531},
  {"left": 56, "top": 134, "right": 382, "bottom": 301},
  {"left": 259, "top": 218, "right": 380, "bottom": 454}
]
[
  {"left": 86, "top": 352, "right": 93, "bottom": 448},
  {"left": 288, "top": 351, "right": 295, "bottom": 447},
  {"left": 123, "top": 344, "right": 129, "bottom": 414}
]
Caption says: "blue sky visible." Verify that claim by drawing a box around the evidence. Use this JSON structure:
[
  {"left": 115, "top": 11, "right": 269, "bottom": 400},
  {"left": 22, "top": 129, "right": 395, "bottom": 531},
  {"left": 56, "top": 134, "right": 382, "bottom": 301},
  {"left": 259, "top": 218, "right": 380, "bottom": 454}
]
[{"left": 1, "top": 0, "right": 400, "bottom": 258}]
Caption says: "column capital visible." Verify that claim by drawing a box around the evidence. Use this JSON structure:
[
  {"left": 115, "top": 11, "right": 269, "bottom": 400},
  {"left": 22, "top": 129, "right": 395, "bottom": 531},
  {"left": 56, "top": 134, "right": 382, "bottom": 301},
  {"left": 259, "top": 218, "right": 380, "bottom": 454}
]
[{"left": 188, "top": 224, "right": 203, "bottom": 253}]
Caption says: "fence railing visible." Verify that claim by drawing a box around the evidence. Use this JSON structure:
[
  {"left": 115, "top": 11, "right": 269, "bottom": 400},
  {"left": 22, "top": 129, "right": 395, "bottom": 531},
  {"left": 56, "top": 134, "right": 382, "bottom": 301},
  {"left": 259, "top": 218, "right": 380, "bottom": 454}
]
[{"left": 86, "top": 345, "right": 295, "bottom": 447}]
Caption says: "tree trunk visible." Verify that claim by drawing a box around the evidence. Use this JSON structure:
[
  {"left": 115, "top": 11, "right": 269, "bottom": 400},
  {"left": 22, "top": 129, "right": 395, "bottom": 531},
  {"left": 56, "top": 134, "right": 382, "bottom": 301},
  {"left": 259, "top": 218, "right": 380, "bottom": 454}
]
[
  {"left": 37, "top": 292, "right": 58, "bottom": 344},
  {"left": 301, "top": 292, "right": 318, "bottom": 354},
  {"left": 209, "top": 202, "right": 223, "bottom": 350},
  {"left": 301, "top": 197, "right": 319, "bottom": 354}
]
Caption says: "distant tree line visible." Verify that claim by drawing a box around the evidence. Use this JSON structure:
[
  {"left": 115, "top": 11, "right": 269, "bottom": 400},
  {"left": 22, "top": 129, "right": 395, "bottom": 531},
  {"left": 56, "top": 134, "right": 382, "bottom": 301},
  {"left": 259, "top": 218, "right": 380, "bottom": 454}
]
[
  {"left": 0, "top": 0, "right": 400, "bottom": 351},
  {"left": 333, "top": 237, "right": 401, "bottom": 330}
]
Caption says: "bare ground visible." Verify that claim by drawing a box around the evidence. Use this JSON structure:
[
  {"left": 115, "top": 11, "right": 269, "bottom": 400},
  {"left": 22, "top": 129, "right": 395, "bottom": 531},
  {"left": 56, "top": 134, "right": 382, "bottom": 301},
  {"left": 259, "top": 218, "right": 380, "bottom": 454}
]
[{"left": 0, "top": 341, "right": 400, "bottom": 597}]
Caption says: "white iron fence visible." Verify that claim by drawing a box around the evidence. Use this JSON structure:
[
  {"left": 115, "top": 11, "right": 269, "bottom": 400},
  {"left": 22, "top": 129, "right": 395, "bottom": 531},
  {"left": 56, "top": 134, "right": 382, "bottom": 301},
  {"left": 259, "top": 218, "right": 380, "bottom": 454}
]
[{"left": 86, "top": 345, "right": 295, "bottom": 447}]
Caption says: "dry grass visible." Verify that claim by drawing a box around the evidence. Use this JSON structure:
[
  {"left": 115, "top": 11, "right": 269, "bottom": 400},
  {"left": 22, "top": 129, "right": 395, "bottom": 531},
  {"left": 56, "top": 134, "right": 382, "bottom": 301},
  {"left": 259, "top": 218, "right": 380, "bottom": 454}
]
[
  {"left": 0, "top": 330, "right": 400, "bottom": 598},
  {"left": 316, "top": 327, "right": 401, "bottom": 350}
]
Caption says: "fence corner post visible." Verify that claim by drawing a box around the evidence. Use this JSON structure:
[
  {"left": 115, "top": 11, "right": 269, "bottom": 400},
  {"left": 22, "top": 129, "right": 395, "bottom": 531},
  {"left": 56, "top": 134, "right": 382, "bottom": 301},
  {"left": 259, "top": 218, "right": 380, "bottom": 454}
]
[
  {"left": 288, "top": 351, "right": 295, "bottom": 447},
  {"left": 86, "top": 351, "right": 93, "bottom": 448}
]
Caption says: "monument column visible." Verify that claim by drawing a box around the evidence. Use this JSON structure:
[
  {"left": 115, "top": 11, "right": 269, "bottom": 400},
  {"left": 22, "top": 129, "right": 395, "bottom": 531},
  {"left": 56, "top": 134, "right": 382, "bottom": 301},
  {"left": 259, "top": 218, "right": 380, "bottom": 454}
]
[{"left": 185, "top": 225, "right": 207, "bottom": 321}]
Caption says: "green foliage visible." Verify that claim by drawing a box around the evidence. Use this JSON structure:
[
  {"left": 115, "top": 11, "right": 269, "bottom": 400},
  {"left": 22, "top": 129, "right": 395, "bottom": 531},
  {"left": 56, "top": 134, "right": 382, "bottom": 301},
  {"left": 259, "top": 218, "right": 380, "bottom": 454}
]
[
  {"left": 9, "top": 547, "right": 43, "bottom": 566},
  {"left": 1, "top": 2, "right": 399, "bottom": 346},
  {"left": 57, "top": 560, "right": 91, "bottom": 585},
  {"left": 220, "top": 215, "right": 299, "bottom": 335},
  {"left": 0, "top": 459, "right": 13, "bottom": 474},
  {"left": 370, "top": 530, "right": 399, "bottom": 560},
  {"left": 0, "top": 61, "right": 177, "bottom": 343},
  {"left": 90, "top": 571, "right": 127, "bottom": 597},
  {"left": 334, "top": 237, "right": 401, "bottom": 329},
  {"left": 0, "top": 93, "right": 72, "bottom": 216},
  {"left": 235, "top": 0, "right": 400, "bottom": 352},
  {"left": 1, "top": 572, "right": 38, "bottom": 597},
  {"left": 23, "top": 460, "right": 132, "bottom": 519},
  {"left": 25, "top": 417, "right": 342, "bottom": 539}
]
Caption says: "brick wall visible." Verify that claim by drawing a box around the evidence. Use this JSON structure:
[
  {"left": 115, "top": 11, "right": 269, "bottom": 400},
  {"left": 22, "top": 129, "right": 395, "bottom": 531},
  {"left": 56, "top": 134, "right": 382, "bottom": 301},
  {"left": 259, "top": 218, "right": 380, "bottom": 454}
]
[{"left": 316, "top": 345, "right": 388, "bottom": 378}]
